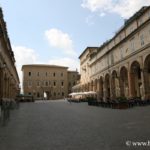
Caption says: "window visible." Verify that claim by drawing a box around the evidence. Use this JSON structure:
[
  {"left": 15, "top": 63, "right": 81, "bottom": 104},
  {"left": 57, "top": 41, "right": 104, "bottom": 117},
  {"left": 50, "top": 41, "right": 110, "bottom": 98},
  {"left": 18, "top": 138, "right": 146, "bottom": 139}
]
[
  {"left": 130, "top": 39, "right": 135, "bottom": 52},
  {"left": 119, "top": 34, "right": 122, "bottom": 41},
  {"left": 37, "top": 92, "right": 40, "bottom": 97},
  {"left": 62, "top": 92, "right": 64, "bottom": 96},
  {"left": 140, "top": 34, "right": 144, "bottom": 46},
  {"left": 53, "top": 72, "right": 56, "bottom": 77},
  {"left": 45, "top": 81, "right": 48, "bottom": 86},
  {"left": 110, "top": 52, "right": 114, "bottom": 64},
  {"left": 54, "top": 81, "right": 56, "bottom": 86},
  {"left": 139, "top": 18, "right": 142, "bottom": 26},
  {"left": 29, "top": 72, "right": 31, "bottom": 76},
  {"left": 28, "top": 92, "right": 31, "bottom": 95},
  {"left": 61, "top": 73, "right": 63, "bottom": 77},
  {"left": 61, "top": 81, "right": 64, "bottom": 86},
  {"left": 130, "top": 26, "right": 133, "bottom": 33},
  {"left": 120, "top": 46, "right": 123, "bottom": 59}
]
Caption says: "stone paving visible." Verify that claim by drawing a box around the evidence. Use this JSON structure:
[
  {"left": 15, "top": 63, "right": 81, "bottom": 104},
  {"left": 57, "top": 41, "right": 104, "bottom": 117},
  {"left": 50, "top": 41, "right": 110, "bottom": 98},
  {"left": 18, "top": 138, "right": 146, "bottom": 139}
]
[{"left": 0, "top": 100, "right": 150, "bottom": 150}]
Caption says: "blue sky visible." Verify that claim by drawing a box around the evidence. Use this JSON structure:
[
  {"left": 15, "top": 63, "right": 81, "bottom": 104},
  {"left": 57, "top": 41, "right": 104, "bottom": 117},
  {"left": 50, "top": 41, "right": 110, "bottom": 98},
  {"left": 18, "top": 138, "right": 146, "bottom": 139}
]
[{"left": 0, "top": 0, "right": 150, "bottom": 82}]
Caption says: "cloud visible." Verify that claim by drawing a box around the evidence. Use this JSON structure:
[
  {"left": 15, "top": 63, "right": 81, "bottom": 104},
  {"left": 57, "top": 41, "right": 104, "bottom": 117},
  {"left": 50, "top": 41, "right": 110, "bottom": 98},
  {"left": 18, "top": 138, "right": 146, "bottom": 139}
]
[
  {"left": 48, "top": 57, "right": 80, "bottom": 72},
  {"left": 99, "top": 12, "right": 106, "bottom": 17},
  {"left": 45, "top": 28, "right": 77, "bottom": 56},
  {"left": 13, "top": 45, "right": 38, "bottom": 66},
  {"left": 81, "top": 0, "right": 150, "bottom": 19},
  {"left": 12, "top": 45, "right": 79, "bottom": 92},
  {"left": 12, "top": 45, "right": 39, "bottom": 91},
  {"left": 81, "top": 0, "right": 112, "bottom": 12}
]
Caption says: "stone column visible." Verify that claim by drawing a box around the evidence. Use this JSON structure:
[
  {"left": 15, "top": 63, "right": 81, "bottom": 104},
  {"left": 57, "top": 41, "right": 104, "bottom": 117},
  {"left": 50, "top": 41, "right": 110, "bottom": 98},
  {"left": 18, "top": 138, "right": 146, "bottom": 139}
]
[
  {"left": 97, "top": 79, "right": 100, "bottom": 101},
  {"left": 110, "top": 76, "right": 114, "bottom": 100},
  {"left": 115, "top": 77, "right": 120, "bottom": 97},
  {"left": 8, "top": 78, "right": 10, "bottom": 98},
  {"left": 89, "top": 82, "right": 91, "bottom": 91},
  {"left": 2, "top": 71, "right": 4, "bottom": 98},
  {"left": 99, "top": 80, "right": 103, "bottom": 100},
  {"left": 6, "top": 77, "right": 9, "bottom": 98},
  {"left": 109, "top": 77, "right": 112, "bottom": 100},
  {"left": 94, "top": 80, "right": 97, "bottom": 92},
  {"left": 141, "top": 68, "right": 148, "bottom": 100},
  {"left": 128, "top": 71, "right": 135, "bottom": 98},
  {"left": 3, "top": 74, "right": 6, "bottom": 98},
  {"left": 93, "top": 81, "right": 95, "bottom": 92},
  {"left": 0, "top": 69, "right": 2, "bottom": 99},
  {"left": 103, "top": 81, "right": 106, "bottom": 101}
]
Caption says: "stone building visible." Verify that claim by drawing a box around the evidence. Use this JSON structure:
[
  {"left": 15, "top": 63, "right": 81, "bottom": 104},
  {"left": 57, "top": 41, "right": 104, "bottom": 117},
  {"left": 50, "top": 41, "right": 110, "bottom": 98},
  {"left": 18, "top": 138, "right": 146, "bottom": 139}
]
[
  {"left": 22, "top": 64, "right": 79, "bottom": 100},
  {"left": 68, "top": 71, "right": 80, "bottom": 94},
  {"left": 0, "top": 8, "right": 20, "bottom": 101},
  {"left": 74, "top": 6, "right": 150, "bottom": 101}
]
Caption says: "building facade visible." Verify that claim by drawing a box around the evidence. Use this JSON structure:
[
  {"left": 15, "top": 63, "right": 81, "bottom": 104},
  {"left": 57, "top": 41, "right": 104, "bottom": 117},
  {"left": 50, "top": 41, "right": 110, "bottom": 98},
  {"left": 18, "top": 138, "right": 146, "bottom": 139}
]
[
  {"left": 75, "top": 6, "right": 150, "bottom": 101},
  {"left": 22, "top": 65, "right": 79, "bottom": 100},
  {"left": 0, "top": 8, "right": 20, "bottom": 101},
  {"left": 68, "top": 71, "right": 80, "bottom": 94}
]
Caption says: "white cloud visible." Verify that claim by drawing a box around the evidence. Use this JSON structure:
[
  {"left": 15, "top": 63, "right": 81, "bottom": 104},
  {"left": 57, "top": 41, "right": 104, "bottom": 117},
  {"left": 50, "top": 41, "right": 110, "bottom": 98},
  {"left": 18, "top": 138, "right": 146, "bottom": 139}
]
[
  {"left": 12, "top": 45, "right": 79, "bottom": 92},
  {"left": 81, "top": 0, "right": 150, "bottom": 19},
  {"left": 45, "top": 28, "right": 77, "bottom": 56},
  {"left": 12, "top": 45, "right": 39, "bottom": 91},
  {"left": 48, "top": 57, "right": 80, "bottom": 72},
  {"left": 99, "top": 12, "right": 106, "bottom": 17},
  {"left": 13, "top": 45, "right": 38, "bottom": 66},
  {"left": 81, "top": 0, "right": 112, "bottom": 12}
]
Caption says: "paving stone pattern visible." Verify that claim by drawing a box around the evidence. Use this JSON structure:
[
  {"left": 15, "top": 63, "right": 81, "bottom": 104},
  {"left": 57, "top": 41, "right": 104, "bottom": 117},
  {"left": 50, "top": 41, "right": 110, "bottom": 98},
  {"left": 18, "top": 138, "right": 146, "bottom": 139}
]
[{"left": 0, "top": 100, "right": 150, "bottom": 150}]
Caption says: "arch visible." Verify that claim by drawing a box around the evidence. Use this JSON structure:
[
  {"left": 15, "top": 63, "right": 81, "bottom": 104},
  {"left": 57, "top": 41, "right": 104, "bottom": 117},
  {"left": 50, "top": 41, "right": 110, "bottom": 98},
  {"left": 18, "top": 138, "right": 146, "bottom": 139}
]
[
  {"left": 120, "top": 66, "right": 128, "bottom": 98},
  {"left": 143, "top": 54, "right": 150, "bottom": 99},
  {"left": 94, "top": 78, "right": 98, "bottom": 92},
  {"left": 99, "top": 76, "right": 104, "bottom": 100},
  {"left": 91, "top": 80, "right": 94, "bottom": 91},
  {"left": 130, "top": 61, "right": 142, "bottom": 98},
  {"left": 104, "top": 74, "right": 111, "bottom": 100}
]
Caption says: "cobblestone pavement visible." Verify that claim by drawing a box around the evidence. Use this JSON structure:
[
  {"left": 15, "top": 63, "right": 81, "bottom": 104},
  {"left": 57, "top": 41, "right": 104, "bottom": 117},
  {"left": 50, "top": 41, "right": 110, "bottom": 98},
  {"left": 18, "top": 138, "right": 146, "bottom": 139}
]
[{"left": 0, "top": 100, "right": 150, "bottom": 150}]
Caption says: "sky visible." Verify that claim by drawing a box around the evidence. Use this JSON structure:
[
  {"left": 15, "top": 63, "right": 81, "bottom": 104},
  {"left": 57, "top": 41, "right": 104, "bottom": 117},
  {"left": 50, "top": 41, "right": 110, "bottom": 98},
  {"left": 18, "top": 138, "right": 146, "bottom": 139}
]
[{"left": 0, "top": 0, "right": 150, "bottom": 85}]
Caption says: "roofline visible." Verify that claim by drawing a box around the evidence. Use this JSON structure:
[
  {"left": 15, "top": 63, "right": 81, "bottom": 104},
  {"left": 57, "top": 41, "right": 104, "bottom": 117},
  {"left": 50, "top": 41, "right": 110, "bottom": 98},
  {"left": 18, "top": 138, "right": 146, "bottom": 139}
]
[
  {"left": 98, "top": 6, "right": 150, "bottom": 52},
  {"left": 22, "top": 64, "right": 68, "bottom": 70},
  {"left": 68, "top": 70, "right": 78, "bottom": 73},
  {"left": 79, "top": 47, "right": 99, "bottom": 59},
  {"left": 79, "top": 6, "right": 150, "bottom": 57}
]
